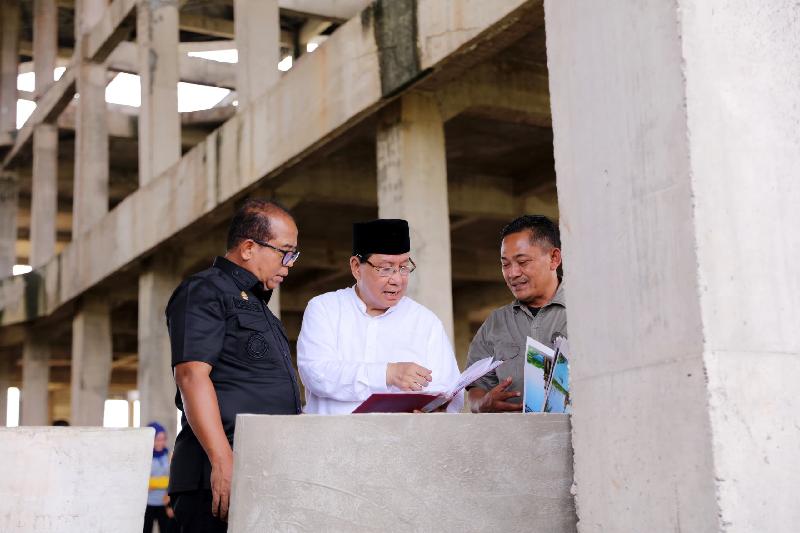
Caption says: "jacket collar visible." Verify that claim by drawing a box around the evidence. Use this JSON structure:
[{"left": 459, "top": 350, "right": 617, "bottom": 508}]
[{"left": 213, "top": 256, "right": 273, "bottom": 302}]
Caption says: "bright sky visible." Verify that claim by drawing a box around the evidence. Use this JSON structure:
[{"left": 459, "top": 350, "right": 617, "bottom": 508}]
[{"left": 14, "top": 49, "right": 298, "bottom": 129}]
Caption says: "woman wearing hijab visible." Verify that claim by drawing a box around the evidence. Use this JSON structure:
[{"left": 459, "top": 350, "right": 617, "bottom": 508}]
[{"left": 144, "top": 422, "right": 174, "bottom": 533}]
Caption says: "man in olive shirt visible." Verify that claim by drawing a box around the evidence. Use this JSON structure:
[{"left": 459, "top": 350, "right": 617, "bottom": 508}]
[{"left": 466, "top": 215, "right": 567, "bottom": 413}]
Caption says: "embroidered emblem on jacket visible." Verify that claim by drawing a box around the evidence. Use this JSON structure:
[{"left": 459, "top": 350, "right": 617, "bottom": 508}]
[
  {"left": 233, "top": 298, "right": 261, "bottom": 312},
  {"left": 247, "top": 333, "right": 268, "bottom": 359}
]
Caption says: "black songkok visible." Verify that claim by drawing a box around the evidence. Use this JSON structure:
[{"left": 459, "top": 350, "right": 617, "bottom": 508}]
[{"left": 352, "top": 219, "right": 410, "bottom": 257}]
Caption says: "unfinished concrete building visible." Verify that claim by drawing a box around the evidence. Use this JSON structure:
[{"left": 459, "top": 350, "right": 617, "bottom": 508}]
[{"left": 1, "top": 0, "right": 797, "bottom": 531}]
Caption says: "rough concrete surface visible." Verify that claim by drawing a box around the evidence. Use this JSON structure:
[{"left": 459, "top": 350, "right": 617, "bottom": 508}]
[
  {"left": 229, "top": 413, "right": 576, "bottom": 532},
  {"left": 0, "top": 427, "right": 154, "bottom": 532},
  {"left": 546, "top": 0, "right": 800, "bottom": 531}
]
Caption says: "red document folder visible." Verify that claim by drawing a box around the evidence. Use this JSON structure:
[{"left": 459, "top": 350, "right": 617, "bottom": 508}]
[{"left": 351, "top": 392, "right": 441, "bottom": 413}]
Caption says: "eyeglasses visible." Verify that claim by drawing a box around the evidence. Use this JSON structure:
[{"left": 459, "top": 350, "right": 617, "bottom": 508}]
[
  {"left": 362, "top": 257, "right": 416, "bottom": 277},
  {"left": 250, "top": 238, "right": 300, "bottom": 266}
]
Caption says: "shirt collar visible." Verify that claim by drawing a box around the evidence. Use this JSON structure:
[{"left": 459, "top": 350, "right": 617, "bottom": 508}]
[
  {"left": 512, "top": 280, "right": 566, "bottom": 313},
  {"left": 213, "top": 256, "right": 273, "bottom": 302},
  {"left": 348, "top": 285, "right": 403, "bottom": 318}
]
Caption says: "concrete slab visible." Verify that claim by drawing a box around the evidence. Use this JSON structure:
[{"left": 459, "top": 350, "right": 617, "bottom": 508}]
[
  {"left": 0, "top": 427, "right": 153, "bottom": 532},
  {"left": 229, "top": 413, "right": 576, "bottom": 532}
]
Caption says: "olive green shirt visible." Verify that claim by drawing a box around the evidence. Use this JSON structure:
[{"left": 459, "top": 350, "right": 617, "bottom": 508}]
[{"left": 466, "top": 282, "right": 567, "bottom": 400}]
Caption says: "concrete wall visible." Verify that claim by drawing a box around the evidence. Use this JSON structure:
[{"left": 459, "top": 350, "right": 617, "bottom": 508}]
[
  {"left": 229, "top": 413, "right": 576, "bottom": 532},
  {"left": 0, "top": 427, "right": 154, "bottom": 532},
  {"left": 546, "top": 0, "right": 800, "bottom": 531}
]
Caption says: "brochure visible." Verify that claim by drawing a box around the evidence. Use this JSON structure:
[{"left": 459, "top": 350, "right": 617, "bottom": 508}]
[
  {"left": 523, "top": 335, "right": 570, "bottom": 413},
  {"left": 352, "top": 356, "right": 503, "bottom": 413}
]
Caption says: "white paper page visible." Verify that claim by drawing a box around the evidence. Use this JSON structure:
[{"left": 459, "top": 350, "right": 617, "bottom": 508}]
[{"left": 448, "top": 356, "right": 503, "bottom": 396}]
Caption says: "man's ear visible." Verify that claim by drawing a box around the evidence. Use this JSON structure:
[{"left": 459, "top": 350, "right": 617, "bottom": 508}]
[
  {"left": 349, "top": 256, "right": 361, "bottom": 281},
  {"left": 550, "top": 248, "right": 562, "bottom": 271},
  {"left": 240, "top": 239, "right": 255, "bottom": 261}
]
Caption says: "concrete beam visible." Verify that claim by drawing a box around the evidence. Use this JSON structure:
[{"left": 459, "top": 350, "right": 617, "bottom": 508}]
[
  {"left": 0, "top": 0, "right": 537, "bottom": 326},
  {"left": 437, "top": 61, "right": 551, "bottom": 126},
  {"left": 180, "top": 13, "right": 234, "bottom": 38},
  {"left": 81, "top": 0, "right": 137, "bottom": 62},
  {"left": 2, "top": 66, "right": 77, "bottom": 168},
  {"left": 278, "top": 0, "right": 371, "bottom": 21}
]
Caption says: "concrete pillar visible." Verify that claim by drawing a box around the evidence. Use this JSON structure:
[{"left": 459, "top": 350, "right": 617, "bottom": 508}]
[
  {"left": 30, "top": 124, "right": 58, "bottom": 267},
  {"left": 30, "top": 0, "right": 59, "bottom": 268},
  {"left": 71, "top": 296, "right": 113, "bottom": 426},
  {"left": 0, "top": 356, "right": 11, "bottom": 426},
  {"left": 21, "top": 330, "right": 50, "bottom": 425},
  {"left": 0, "top": 0, "right": 19, "bottom": 137},
  {"left": 33, "top": 0, "right": 57, "bottom": 97},
  {"left": 0, "top": 174, "right": 18, "bottom": 278},
  {"left": 137, "top": 0, "right": 180, "bottom": 185},
  {"left": 137, "top": 256, "right": 179, "bottom": 445},
  {"left": 376, "top": 91, "right": 454, "bottom": 341},
  {"left": 234, "top": 0, "right": 280, "bottom": 109},
  {"left": 72, "top": 0, "right": 108, "bottom": 237},
  {"left": 546, "top": 1, "right": 800, "bottom": 531}
]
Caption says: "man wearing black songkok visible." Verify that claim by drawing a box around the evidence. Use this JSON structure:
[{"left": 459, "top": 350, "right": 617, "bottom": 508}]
[{"left": 296, "top": 219, "right": 463, "bottom": 414}]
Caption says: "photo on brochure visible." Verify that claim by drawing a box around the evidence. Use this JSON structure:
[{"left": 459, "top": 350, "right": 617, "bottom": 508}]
[{"left": 523, "top": 335, "right": 571, "bottom": 413}]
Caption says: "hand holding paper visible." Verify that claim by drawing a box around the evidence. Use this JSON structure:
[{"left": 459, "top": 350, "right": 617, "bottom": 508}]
[{"left": 353, "top": 356, "right": 503, "bottom": 413}]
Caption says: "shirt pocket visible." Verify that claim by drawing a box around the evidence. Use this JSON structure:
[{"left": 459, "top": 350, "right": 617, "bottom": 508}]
[
  {"left": 235, "top": 312, "right": 278, "bottom": 363},
  {"left": 493, "top": 342, "right": 522, "bottom": 362}
]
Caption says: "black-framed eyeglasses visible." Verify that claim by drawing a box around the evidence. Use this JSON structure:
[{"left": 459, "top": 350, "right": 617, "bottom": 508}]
[
  {"left": 360, "top": 257, "right": 416, "bottom": 277},
  {"left": 250, "top": 238, "right": 300, "bottom": 266}
]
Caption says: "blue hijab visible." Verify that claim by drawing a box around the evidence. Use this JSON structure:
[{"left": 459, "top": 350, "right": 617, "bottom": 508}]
[{"left": 148, "top": 422, "right": 169, "bottom": 458}]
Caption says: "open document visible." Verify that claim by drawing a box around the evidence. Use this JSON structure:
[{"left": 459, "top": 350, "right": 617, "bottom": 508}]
[
  {"left": 523, "top": 336, "right": 571, "bottom": 413},
  {"left": 352, "top": 356, "right": 503, "bottom": 413}
]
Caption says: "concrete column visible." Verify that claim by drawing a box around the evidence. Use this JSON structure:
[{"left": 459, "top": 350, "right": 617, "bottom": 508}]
[
  {"left": 72, "top": 0, "right": 108, "bottom": 237},
  {"left": 30, "top": 0, "right": 59, "bottom": 267},
  {"left": 21, "top": 330, "right": 50, "bottom": 425},
  {"left": 0, "top": 0, "right": 19, "bottom": 137},
  {"left": 0, "top": 173, "right": 18, "bottom": 278},
  {"left": 30, "top": 124, "right": 58, "bottom": 267},
  {"left": 33, "top": 0, "right": 57, "bottom": 97},
  {"left": 0, "top": 355, "right": 11, "bottom": 426},
  {"left": 137, "top": 256, "right": 179, "bottom": 445},
  {"left": 376, "top": 91, "right": 454, "bottom": 341},
  {"left": 137, "top": 0, "right": 180, "bottom": 185},
  {"left": 546, "top": 1, "right": 800, "bottom": 531},
  {"left": 71, "top": 296, "right": 113, "bottom": 426},
  {"left": 234, "top": 0, "right": 280, "bottom": 109}
]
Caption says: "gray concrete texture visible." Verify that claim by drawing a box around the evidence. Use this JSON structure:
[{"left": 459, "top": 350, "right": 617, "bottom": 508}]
[
  {"left": 229, "top": 413, "right": 576, "bottom": 532},
  {"left": 0, "top": 427, "right": 154, "bottom": 532},
  {"left": 546, "top": 0, "right": 800, "bottom": 531}
]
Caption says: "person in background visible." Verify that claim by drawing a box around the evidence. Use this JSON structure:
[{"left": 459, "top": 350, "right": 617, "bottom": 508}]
[{"left": 144, "top": 422, "right": 173, "bottom": 533}]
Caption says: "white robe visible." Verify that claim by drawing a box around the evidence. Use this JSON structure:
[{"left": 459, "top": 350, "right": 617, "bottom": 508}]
[{"left": 297, "top": 287, "right": 464, "bottom": 414}]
